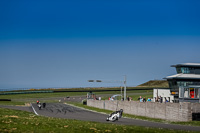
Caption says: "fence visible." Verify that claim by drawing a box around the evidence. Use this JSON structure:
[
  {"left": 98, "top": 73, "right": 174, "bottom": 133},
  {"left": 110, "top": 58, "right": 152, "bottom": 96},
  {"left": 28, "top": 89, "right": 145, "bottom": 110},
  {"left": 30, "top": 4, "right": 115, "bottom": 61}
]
[{"left": 87, "top": 100, "right": 200, "bottom": 121}]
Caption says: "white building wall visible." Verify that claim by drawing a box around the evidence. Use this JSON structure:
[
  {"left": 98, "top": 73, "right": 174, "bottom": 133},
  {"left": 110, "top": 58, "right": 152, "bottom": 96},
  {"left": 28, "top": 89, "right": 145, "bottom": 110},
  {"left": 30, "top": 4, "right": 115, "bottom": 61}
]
[{"left": 153, "top": 88, "right": 174, "bottom": 102}]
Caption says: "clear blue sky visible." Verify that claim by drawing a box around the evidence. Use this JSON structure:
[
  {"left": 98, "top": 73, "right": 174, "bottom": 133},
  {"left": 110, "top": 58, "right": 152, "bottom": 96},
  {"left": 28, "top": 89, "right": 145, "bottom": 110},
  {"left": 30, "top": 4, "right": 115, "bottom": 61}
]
[{"left": 0, "top": 0, "right": 200, "bottom": 89}]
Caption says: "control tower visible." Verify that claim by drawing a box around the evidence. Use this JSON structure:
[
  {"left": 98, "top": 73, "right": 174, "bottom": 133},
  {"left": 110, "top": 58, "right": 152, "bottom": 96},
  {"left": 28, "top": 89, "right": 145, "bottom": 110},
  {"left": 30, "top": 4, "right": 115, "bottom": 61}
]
[{"left": 165, "top": 63, "right": 200, "bottom": 102}]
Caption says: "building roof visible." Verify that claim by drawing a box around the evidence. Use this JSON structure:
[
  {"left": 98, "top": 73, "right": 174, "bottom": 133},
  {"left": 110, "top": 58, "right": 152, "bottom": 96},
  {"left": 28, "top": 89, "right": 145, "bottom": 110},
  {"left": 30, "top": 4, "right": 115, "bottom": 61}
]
[
  {"left": 164, "top": 73, "right": 200, "bottom": 80},
  {"left": 171, "top": 63, "right": 200, "bottom": 68}
]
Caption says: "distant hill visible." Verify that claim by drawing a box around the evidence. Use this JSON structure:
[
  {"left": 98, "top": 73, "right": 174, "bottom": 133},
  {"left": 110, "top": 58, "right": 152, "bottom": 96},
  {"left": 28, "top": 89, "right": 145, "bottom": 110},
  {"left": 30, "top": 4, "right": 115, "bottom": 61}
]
[{"left": 137, "top": 80, "right": 169, "bottom": 88}]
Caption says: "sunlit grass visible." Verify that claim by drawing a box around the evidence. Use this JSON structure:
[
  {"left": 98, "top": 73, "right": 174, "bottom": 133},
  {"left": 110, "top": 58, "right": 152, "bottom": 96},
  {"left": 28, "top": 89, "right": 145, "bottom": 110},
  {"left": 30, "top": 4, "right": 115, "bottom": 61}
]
[
  {"left": 0, "top": 92, "right": 86, "bottom": 99},
  {"left": 0, "top": 101, "right": 25, "bottom": 106},
  {"left": 0, "top": 90, "right": 153, "bottom": 106},
  {"left": 0, "top": 108, "right": 196, "bottom": 133}
]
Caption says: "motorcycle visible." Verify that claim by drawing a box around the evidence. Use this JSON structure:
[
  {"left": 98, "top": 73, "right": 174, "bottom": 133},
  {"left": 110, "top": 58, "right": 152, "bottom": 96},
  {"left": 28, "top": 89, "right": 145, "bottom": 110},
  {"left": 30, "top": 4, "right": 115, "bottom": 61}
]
[
  {"left": 38, "top": 103, "right": 42, "bottom": 110},
  {"left": 106, "top": 109, "right": 123, "bottom": 122}
]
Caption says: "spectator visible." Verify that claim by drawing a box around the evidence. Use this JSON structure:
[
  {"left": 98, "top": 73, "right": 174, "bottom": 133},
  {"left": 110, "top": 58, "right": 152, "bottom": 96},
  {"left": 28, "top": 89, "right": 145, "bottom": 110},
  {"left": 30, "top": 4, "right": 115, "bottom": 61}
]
[
  {"left": 156, "top": 96, "right": 159, "bottom": 102},
  {"left": 138, "top": 96, "right": 142, "bottom": 101},
  {"left": 143, "top": 97, "right": 146, "bottom": 102},
  {"left": 159, "top": 96, "right": 163, "bottom": 103},
  {"left": 138, "top": 96, "right": 143, "bottom": 102},
  {"left": 129, "top": 97, "right": 132, "bottom": 101},
  {"left": 140, "top": 98, "right": 143, "bottom": 102},
  {"left": 127, "top": 96, "right": 130, "bottom": 101},
  {"left": 165, "top": 97, "right": 169, "bottom": 103},
  {"left": 147, "top": 98, "right": 151, "bottom": 102}
]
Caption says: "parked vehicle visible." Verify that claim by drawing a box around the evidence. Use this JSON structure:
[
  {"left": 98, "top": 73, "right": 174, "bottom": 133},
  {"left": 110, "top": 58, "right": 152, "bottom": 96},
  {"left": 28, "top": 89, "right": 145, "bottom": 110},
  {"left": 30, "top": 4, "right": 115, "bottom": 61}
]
[{"left": 109, "top": 94, "right": 122, "bottom": 101}]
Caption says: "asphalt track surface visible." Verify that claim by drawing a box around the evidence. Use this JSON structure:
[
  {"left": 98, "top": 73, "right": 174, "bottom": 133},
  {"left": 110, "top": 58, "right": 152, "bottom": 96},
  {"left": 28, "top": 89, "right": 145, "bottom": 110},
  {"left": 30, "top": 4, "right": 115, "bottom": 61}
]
[{"left": 1, "top": 103, "right": 200, "bottom": 132}]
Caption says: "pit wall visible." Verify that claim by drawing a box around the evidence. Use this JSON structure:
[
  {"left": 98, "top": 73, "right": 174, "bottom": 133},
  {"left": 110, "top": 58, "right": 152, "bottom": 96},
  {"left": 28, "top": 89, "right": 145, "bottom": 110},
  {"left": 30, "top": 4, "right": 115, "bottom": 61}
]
[{"left": 87, "top": 100, "right": 200, "bottom": 121}]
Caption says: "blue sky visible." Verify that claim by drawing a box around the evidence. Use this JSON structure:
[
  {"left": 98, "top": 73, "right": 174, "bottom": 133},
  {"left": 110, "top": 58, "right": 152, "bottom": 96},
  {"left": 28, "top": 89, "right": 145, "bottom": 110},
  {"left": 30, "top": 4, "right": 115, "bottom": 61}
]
[{"left": 0, "top": 0, "right": 200, "bottom": 89}]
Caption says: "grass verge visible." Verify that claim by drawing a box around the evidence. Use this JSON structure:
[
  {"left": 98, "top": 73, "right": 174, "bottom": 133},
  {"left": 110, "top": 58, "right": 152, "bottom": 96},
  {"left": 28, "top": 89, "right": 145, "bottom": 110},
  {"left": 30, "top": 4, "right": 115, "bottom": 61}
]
[{"left": 0, "top": 107, "right": 197, "bottom": 133}]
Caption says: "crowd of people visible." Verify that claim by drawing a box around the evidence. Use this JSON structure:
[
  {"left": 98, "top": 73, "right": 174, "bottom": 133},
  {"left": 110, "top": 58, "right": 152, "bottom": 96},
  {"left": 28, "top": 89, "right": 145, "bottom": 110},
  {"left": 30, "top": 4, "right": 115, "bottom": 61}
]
[
  {"left": 91, "top": 94, "right": 169, "bottom": 103},
  {"left": 137, "top": 96, "right": 151, "bottom": 102},
  {"left": 155, "top": 96, "right": 169, "bottom": 103},
  {"left": 108, "top": 96, "right": 151, "bottom": 102}
]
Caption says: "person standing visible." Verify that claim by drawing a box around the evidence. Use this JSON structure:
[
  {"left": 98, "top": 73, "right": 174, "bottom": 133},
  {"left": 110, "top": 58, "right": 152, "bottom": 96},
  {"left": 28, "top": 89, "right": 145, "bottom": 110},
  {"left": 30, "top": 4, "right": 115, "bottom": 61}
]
[
  {"left": 147, "top": 98, "right": 151, "bottom": 102},
  {"left": 43, "top": 103, "right": 46, "bottom": 108},
  {"left": 138, "top": 96, "right": 142, "bottom": 100},
  {"left": 143, "top": 97, "right": 146, "bottom": 102},
  {"left": 38, "top": 103, "right": 41, "bottom": 110}
]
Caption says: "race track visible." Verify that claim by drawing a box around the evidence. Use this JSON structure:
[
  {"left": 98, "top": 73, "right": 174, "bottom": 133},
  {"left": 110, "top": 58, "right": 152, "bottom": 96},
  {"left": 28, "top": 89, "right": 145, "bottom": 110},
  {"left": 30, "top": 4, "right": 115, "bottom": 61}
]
[
  {"left": 31, "top": 103, "right": 200, "bottom": 132},
  {"left": 1, "top": 103, "right": 200, "bottom": 132}
]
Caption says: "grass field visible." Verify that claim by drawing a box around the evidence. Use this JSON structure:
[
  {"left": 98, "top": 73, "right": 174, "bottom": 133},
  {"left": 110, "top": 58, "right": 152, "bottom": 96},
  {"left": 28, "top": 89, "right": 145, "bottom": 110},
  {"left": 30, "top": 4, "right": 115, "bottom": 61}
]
[
  {"left": 0, "top": 108, "right": 197, "bottom": 133},
  {"left": 0, "top": 89, "right": 153, "bottom": 105}
]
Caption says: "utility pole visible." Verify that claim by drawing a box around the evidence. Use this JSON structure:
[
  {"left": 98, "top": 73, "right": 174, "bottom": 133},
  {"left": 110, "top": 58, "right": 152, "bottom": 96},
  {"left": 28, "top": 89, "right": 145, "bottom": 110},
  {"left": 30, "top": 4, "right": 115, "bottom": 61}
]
[
  {"left": 120, "top": 86, "right": 123, "bottom": 100},
  {"left": 88, "top": 75, "right": 127, "bottom": 101},
  {"left": 124, "top": 75, "right": 127, "bottom": 100}
]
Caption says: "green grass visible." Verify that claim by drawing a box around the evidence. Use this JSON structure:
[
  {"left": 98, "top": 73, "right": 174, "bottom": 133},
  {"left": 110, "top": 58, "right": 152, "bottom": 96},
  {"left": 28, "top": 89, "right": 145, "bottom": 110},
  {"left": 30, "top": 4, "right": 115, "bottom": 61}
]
[
  {"left": 138, "top": 80, "right": 169, "bottom": 88},
  {"left": 0, "top": 90, "right": 153, "bottom": 105},
  {"left": 0, "top": 92, "right": 86, "bottom": 106},
  {"left": 171, "top": 121, "right": 200, "bottom": 127},
  {"left": 0, "top": 90, "right": 150, "bottom": 99},
  {"left": 0, "top": 108, "right": 197, "bottom": 133},
  {"left": 0, "top": 92, "right": 86, "bottom": 99},
  {"left": 0, "top": 86, "right": 154, "bottom": 92},
  {"left": 0, "top": 101, "right": 25, "bottom": 106}
]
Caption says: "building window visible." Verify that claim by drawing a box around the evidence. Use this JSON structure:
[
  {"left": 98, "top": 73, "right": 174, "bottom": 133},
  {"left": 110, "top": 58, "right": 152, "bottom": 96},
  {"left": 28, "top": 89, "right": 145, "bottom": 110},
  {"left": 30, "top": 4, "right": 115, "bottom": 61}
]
[
  {"left": 178, "top": 67, "right": 200, "bottom": 74},
  {"left": 181, "top": 67, "right": 190, "bottom": 74},
  {"left": 177, "top": 81, "right": 200, "bottom": 87},
  {"left": 168, "top": 80, "right": 179, "bottom": 90},
  {"left": 184, "top": 88, "right": 189, "bottom": 98},
  {"left": 189, "top": 67, "right": 195, "bottom": 74},
  {"left": 180, "top": 87, "right": 200, "bottom": 98},
  {"left": 194, "top": 68, "right": 200, "bottom": 74},
  {"left": 176, "top": 67, "right": 182, "bottom": 73}
]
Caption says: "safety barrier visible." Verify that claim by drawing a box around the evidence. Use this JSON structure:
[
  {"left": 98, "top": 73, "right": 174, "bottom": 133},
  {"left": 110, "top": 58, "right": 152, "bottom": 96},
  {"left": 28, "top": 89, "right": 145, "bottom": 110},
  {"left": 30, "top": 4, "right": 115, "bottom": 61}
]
[{"left": 0, "top": 91, "right": 54, "bottom": 95}]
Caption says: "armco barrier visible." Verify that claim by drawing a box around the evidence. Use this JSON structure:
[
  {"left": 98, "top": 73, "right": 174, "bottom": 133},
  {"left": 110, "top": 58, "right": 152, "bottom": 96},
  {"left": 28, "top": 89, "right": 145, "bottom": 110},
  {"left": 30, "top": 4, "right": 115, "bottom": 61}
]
[
  {"left": 87, "top": 100, "right": 198, "bottom": 121},
  {"left": 0, "top": 91, "right": 54, "bottom": 95},
  {"left": 0, "top": 99, "right": 11, "bottom": 101}
]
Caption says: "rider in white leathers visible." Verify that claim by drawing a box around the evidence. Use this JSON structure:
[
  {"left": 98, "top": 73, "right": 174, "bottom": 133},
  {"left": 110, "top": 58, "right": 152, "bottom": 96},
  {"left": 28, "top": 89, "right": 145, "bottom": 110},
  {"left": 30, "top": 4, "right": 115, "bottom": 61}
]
[{"left": 106, "top": 109, "right": 123, "bottom": 122}]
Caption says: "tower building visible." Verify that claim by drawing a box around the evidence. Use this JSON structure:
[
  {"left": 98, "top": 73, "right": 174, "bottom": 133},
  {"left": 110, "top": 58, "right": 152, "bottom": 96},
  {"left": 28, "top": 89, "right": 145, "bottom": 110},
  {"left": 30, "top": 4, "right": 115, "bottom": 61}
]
[{"left": 165, "top": 63, "right": 200, "bottom": 102}]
